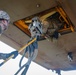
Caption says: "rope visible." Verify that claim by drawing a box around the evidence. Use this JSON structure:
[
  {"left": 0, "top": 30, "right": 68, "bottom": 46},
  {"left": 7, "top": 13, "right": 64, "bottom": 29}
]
[{"left": 14, "top": 37, "right": 38, "bottom": 75}]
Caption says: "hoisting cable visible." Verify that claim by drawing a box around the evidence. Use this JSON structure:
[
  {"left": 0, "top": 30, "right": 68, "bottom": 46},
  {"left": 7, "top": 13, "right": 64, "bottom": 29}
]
[{"left": 0, "top": 38, "right": 36, "bottom": 67}]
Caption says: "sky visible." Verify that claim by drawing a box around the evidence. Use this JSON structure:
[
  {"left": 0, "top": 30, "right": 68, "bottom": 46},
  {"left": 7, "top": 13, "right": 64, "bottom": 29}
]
[{"left": 0, "top": 41, "right": 76, "bottom": 75}]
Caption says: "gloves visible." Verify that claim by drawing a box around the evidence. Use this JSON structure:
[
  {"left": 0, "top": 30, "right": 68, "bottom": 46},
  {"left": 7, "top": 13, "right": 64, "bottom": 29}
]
[
  {"left": 9, "top": 51, "right": 18, "bottom": 59},
  {"left": 52, "top": 31, "right": 59, "bottom": 39},
  {"left": 0, "top": 51, "right": 18, "bottom": 60}
]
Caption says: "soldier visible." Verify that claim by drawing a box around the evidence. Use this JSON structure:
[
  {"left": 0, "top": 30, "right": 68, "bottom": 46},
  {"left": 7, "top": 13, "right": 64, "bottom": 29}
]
[
  {"left": 15, "top": 16, "right": 43, "bottom": 75},
  {"left": 0, "top": 10, "right": 18, "bottom": 60}
]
